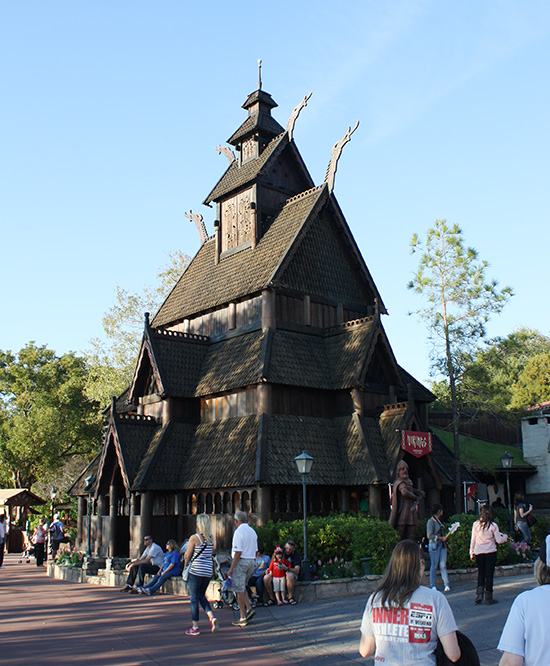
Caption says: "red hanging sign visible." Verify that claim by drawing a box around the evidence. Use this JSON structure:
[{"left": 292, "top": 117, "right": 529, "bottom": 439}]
[{"left": 401, "top": 431, "right": 433, "bottom": 458}]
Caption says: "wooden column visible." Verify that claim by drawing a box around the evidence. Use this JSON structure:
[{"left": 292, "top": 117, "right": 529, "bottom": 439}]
[
  {"left": 97, "top": 495, "right": 109, "bottom": 556},
  {"left": 256, "top": 486, "right": 271, "bottom": 527},
  {"left": 162, "top": 397, "right": 173, "bottom": 423},
  {"left": 261, "top": 289, "right": 276, "bottom": 331},
  {"left": 256, "top": 383, "right": 272, "bottom": 416},
  {"left": 77, "top": 496, "right": 86, "bottom": 551},
  {"left": 303, "top": 295, "right": 311, "bottom": 326},
  {"left": 228, "top": 303, "right": 236, "bottom": 330},
  {"left": 176, "top": 492, "right": 186, "bottom": 544},
  {"left": 140, "top": 492, "right": 154, "bottom": 547},
  {"left": 340, "top": 488, "right": 349, "bottom": 512},
  {"left": 108, "top": 485, "right": 118, "bottom": 558},
  {"left": 368, "top": 485, "right": 381, "bottom": 517}
]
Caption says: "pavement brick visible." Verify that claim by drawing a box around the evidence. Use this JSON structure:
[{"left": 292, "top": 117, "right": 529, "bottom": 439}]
[{"left": 1, "top": 554, "right": 537, "bottom": 665}]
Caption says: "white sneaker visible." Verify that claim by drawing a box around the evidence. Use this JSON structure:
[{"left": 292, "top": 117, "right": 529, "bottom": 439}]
[
  {"left": 444, "top": 586, "right": 451, "bottom": 593},
  {"left": 431, "top": 586, "right": 437, "bottom": 591}
]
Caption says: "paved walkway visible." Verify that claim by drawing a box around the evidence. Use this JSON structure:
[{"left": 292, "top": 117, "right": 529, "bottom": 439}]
[{"left": 1, "top": 553, "right": 536, "bottom": 665}]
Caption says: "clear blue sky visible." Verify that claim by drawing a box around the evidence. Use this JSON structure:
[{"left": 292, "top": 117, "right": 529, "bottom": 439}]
[{"left": 1, "top": 1, "right": 549, "bottom": 386}]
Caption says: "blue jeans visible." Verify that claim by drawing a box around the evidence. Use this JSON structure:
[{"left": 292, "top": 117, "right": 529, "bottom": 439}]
[
  {"left": 187, "top": 572, "right": 213, "bottom": 623},
  {"left": 429, "top": 542, "right": 449, "bottom": 588},
  {"left": 517, "top": 520, "right": 530, "bottom": 544},
  {"left": 247, "top": 572, "right": 265, "bottom": 600},
  {"left": 143, "top": 570, "right": 178, "bottom": 594}
]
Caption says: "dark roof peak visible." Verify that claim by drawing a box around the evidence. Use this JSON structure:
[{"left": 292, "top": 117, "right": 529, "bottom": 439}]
[{"left": 242, "top": 89, "right": 278, "bottom": 112}]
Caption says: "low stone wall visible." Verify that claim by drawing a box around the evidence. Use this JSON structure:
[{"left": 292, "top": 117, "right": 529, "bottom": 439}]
[{"left": 48, "top": 559, "right": 533, "bottom": 603}]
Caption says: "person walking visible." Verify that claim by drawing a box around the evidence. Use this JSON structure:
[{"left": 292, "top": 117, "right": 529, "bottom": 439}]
[
  {"left": 0, "top": 514, "right": 7, "bottom": 568},
  {"left": 227, "top": 510, "right": 258, "bottom": 628},
  {"left": 470, "top": 504, "right": 508, "bottom": 605},
  {"left": 389, "top": 460, "right": 425, "bottom": 540},
  {"left": 497, "top": 534, "right": 550, "bottom": 666},
  {"left": 359, "top": 539, "right": 461, "bottom": 664},
  {"left": 427, "top": 504, "right": 451, "bottom": 592},
  {"left": 184, "top": 514, "right": 217, "bottom": 636},
  {"left": 33, "top": 517, "right": 47, "bottom": 567},
  {"left": 514, "top": 492, "right": 534, "bottom": 544}
]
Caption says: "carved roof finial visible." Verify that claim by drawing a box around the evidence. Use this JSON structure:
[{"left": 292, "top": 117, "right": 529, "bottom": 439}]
[
  {"left": 215, "top": 144, "right": 236, "bottom": 165},
  {"left": 185, "top": 209, "right": 208, "bottom": 245},
  {"left": 258, "top": 59, "right": 262, "bottom": 89},
  {"left": 324, "top": 121, "right": 360, "bottom": 192},
  {"left": 286, "top": 92, "right": 312, "bottom": 141}
]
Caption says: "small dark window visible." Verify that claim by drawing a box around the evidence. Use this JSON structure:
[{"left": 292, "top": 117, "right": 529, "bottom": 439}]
[{"left": 528, "top": 418, "right": 538, "bottom": 425}]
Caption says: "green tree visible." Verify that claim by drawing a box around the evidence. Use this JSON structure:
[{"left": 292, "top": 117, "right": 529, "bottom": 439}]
[
  {"left": 431, "top": 327, "right": 550, "bottom": 415},
  {"left": 408, "top": 220, "right": 513, "bottom": 512},
  {"left": 511, "top": 352, "right": 550, "bottom": 408},
  {"left": 85, "top": 250, "right": 190, "bottom": 407},
  {"left": 0, "top": 343, "right": 101, "bottom": 488}
]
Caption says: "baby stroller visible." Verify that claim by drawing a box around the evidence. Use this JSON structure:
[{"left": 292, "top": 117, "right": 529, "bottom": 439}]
[{"left": 212, "top": 553, "right": 240, "bottom": 610}]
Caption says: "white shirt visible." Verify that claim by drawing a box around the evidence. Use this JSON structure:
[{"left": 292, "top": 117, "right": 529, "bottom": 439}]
[
  {"left": 141, "top": 542, "right": 164, "bottom": 568},
  {"left": 498, "top": 585, "right": 550, "bottom": 666},
  {"left": 361, "top": 586, "right": 458, "bottom": 665},
  {"left": 231, "top": 522, "right": 257, "bottom": 559},
  {"left": 0, "top": 521, "right": 5, "bottom": 543}
]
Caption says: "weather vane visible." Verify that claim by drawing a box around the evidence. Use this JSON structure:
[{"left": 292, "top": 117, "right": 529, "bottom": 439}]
[{"left": 258, "top": 59, "right": 262, "bottom": 89}]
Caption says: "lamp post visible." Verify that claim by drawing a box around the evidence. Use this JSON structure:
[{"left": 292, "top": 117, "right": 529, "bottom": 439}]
[
  {"left": 84, "top": 474, "right": 95, "bottom": 557},
  {"left": 500, "top": 451, "right": 514, "bottom": 533},
  {"left": 294, "top": 451, "right": 314, "bottom": 582}
]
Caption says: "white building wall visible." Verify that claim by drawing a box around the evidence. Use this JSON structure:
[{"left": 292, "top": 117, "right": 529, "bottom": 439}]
[{"left": 522, "top": 415, "right": 550, "bottom": 494}]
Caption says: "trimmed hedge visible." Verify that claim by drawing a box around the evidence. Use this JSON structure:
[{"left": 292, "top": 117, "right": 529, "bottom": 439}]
[{"left": 256, "top": 513, "right": 399, "bottom": 576}]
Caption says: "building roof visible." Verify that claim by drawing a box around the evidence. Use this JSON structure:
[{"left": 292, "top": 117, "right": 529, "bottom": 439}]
[
  {"left": 204, "top": 132, "right": 287, "bottom": 205},
  {"left": 0, "top": 489, "right": 46, "bottom": 507}
]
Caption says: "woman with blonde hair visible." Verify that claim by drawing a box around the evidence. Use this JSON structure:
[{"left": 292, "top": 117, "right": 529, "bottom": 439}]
[
  {"left": 470, "top": 504, "right": 508, "bottom": 605},
  {"left": 359, "top": 540, "right": 460, "bottom": 664},
  {"left": 137, "top": 538, "right": 181, "bottom": 596},
  {"left": 184, "top": 514, "right": 217, "bottom": 636}
]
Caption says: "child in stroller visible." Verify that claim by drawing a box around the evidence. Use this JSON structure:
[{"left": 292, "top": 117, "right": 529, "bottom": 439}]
[
  {"left": 212, "top": 553, "right": 243, "bottom": 611},
  {"left": 18, "top": 531, "right": 32, "bottom": 563}
]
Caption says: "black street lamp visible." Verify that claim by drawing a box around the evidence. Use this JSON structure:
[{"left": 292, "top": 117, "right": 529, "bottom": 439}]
[
  {"left": 294, "top": 451, "right": 314, "bottom": 582},
  {"left": 500, "top": 451, "right": 514, "bottom": 533},
  {"left": 84, "top": 474, "right": 95, "bottom": 557}
]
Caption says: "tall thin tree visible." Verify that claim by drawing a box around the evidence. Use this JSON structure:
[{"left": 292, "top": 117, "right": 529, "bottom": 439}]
[{"left": 408, "top": 220, "right": 513, "bottom": 513}]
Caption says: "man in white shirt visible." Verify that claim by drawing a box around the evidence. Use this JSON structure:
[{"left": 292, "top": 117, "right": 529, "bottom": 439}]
[
  {"left": 228, "top": 511, "right": 257, "bottom": 627},
  {"left": 121, "top": 535, "right": 164, "bottom": 592}
]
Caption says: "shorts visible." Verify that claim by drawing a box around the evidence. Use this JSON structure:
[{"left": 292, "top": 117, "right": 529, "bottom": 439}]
[
  {"left": 273, "top": 576, "right": 286, "bottom": 593},
  {"left": 232, "top": 558, "right": 255, "bottom": 593}
]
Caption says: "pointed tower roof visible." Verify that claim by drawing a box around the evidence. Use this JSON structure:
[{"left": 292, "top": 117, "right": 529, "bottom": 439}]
[{"left": 227, "top": 88, "right": 284, "bottom": 147}]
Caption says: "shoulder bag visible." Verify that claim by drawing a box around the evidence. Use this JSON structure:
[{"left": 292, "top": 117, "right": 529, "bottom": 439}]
[{"left": 182, "top": 537, "right": 208, "bottom": 582}]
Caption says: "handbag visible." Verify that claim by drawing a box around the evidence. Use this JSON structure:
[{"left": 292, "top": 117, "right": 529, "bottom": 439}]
[{"left": 182, "top": 538, "right": 208, "bottom": 582}]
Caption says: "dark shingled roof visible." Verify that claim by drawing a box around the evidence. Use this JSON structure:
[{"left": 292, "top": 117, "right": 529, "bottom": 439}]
[
  {"left": 148, "top": 328, "right": 209, "bottom": 398},
  {"left": 153, "top": 185, "right": 326, "bottom": 327},
  {"left": 227, "top": 112, "right": 285, "bottom": 147},
  {"left": 266, "top": 318, "right": 378, "bottom": 390},
  {"left": 204, "top": 132, "right": 287, "bottom": 205},
  {"left": 195, "top": 330, "right": 265, "bottom": 395},
  {"left": 68, "top": 453, "right": 102, "bottom": 496},
  {"left": 112, "top": 415, "right": 160, "bottom": 487}
]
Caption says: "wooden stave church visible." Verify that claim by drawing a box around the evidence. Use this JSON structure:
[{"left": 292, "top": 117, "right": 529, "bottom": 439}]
[{"left": 70, "top": 83, "right": 458, "bottom": 557}]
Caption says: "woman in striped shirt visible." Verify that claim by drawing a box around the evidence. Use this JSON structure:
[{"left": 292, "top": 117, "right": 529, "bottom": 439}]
[{"left": 184, "top": 514, "right": 217, "bottom": 636}]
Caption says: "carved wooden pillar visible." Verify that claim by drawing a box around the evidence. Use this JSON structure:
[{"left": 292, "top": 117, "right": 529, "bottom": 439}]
[
  {"left": 77, "top": 496, "right": 86, "bottom": 551},
  {"left": 176, "top": 492, "right": 186, "bottom": 544},
  {"left": 108, "top": 485, "right": 119, "bottom": 558},
  {"left": 351, "top": 388, "right": 363, "bottom": 415},
  {"left": 336, "top": 303, "right": 344, "bottom": 324},
  {"left": 97, "top": 494, "right": 109, "bottom": 555}
]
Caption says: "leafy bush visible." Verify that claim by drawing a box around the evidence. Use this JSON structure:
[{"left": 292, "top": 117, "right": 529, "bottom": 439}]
[{"left": 256, "top": 513, "right": 399, "bottom": 577}]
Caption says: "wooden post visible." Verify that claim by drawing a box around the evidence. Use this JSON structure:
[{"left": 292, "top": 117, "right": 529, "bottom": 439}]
[
  {"left": 140, "top": 492, "right": 154, "bottom": 551},
  {"left": 261, "top": 289, "right": 276, "bottom": 331},
  {"left": 108, "top": 485, "right": 118, "bottom": 558},
  {"left": 368, "top": 485, "right": 381, "bottom": 517},
  {"left": 256, "top": 486, "right": 271, "bottom": 527},
  {"left": 77, "top": 496, "right": 86, "bottom": 551}
]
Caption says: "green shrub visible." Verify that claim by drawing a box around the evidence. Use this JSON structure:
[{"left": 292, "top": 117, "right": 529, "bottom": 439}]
[{"left": 255, "top": 513, "right": 399, "bottom": 577}]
